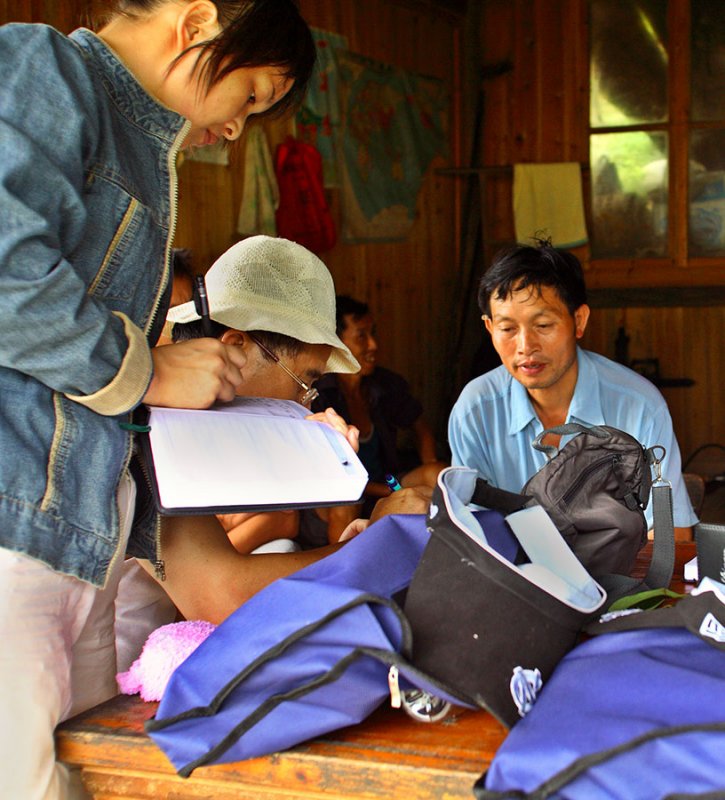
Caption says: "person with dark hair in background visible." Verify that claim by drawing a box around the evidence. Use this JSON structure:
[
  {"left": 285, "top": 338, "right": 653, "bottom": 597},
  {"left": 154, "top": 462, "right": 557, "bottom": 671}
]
[
  {"left": 448, "top": 241, "right": 697, "bottom": 541},
  {"left": 310, "top": 295, "right": 447, "bottom": 537},
  {"left": 157, "top": 248, "right": 196, "bottom": 345}
]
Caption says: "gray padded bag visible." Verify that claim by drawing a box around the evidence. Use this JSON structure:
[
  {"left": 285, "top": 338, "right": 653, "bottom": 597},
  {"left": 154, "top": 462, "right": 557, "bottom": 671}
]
[{"left": 471, "top": 423, "right": 674, "bottom": 601}]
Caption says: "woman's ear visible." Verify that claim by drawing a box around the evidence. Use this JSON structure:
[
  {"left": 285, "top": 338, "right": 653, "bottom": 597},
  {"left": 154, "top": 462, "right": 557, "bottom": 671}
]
[{"left": 176, "top": 0, "right": 220, "bottom": 48}]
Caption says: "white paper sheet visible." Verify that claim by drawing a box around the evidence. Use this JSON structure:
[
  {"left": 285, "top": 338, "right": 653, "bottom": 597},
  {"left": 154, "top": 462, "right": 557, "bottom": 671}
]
[{"left": 145, "top": 398, "right": 368, "bottom": 511}]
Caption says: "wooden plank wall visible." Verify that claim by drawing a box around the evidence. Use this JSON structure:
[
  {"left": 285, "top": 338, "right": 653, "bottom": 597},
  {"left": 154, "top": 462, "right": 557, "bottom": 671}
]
[
  {"left": 0, "top": 0, "right": 85, "bottom": 30},
  {"left": 476, "top": 0, "right": 725, "bottom": 469}
]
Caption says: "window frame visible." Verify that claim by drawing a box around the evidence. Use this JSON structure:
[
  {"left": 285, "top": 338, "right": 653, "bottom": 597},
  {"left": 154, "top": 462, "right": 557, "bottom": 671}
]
[{"left": 587, "top": 0, "right": 725, "bottom": 288}]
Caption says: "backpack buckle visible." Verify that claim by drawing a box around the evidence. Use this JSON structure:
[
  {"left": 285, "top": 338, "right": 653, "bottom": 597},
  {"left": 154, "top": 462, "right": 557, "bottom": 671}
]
[{"left": 650, "top": 445, "right": 671, "bottom": 487}]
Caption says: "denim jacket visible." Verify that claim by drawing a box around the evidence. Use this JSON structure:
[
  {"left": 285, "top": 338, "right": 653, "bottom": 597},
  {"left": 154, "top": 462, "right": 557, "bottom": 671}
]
[{"left": 0, "top": 25, "right": 189, "bottom": 586}]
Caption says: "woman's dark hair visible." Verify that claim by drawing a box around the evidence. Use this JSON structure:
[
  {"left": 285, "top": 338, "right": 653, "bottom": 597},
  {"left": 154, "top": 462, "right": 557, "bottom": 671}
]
[
  {"left": 478, "top": 241, "right": 588, "bottom": 318},
  {"left": 172, "top": 248, "right": 194, "bottom": 280},
  {"left": 171, "top": 321, "right": 304, "bottom": 359},
  {"left": 92, "top": 1, "right": 316, "bottom": 117},
  {"left": 335, "top": 294, "right": 369, "bottom": 335}
]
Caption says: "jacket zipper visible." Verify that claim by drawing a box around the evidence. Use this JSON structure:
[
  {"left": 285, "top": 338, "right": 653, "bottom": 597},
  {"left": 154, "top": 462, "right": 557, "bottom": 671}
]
[
  {"left": 144, "top": 119, "right": 190, "bottom": 338},
  {"left": 135, "top": 445, "right": 165, "bottom": 580},
  {"left": 136, "top": 119, "right": 189, "bottom": 580}
]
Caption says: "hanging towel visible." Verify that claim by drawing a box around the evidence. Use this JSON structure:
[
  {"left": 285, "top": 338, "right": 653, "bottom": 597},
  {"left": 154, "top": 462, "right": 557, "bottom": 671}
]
[
  {"left": 513, "top": 162, "right": 588, "bottom": 247},
  {"left": 237, "top": 126, "right": 278, "bottom": 237}
]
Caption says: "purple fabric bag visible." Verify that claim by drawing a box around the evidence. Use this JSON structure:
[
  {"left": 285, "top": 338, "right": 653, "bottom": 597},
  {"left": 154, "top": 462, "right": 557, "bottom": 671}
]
[{"left": 146, "top": 510, "right": 518, "bottom": 776}]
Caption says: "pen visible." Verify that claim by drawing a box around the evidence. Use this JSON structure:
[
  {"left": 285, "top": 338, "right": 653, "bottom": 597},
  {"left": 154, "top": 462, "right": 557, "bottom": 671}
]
[
  {"left": 385, "top": 474, "right": 402, "bottom": 492},
  {"left": 194, "top": 274, "right": 213, "bottom": 337}
]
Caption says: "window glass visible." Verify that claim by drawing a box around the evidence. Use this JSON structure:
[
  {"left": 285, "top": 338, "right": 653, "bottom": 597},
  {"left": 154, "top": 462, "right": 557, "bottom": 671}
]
[
  {"left": 691, "top": 0, "right": 725, "bottom": 121},
  {"left": 590, "top": 0, "right": 669, "bottom": 128},
  {"left": 689, "top": 129, "right": 725, "bottom": 256},
  {"left": 590, "top": 132, "right": 668, "bottom": 258}
]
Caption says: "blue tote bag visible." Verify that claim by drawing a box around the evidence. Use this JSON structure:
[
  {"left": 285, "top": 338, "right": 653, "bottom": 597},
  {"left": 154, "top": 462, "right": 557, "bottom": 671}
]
[
  {"left": 147, "top": 509, "right": 518, "bottom": 776},
  {"left": 477, "top": 583, "right": 725, "bottom": 799}
]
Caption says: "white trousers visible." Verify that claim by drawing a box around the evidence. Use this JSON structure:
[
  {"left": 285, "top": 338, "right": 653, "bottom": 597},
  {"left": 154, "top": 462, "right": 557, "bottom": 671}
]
[
  {"left": 0, "top": 472, "right": 135, "bottom": 800},
  {"left": 115, "top": 557, "right": 178, "bottom": 673}
]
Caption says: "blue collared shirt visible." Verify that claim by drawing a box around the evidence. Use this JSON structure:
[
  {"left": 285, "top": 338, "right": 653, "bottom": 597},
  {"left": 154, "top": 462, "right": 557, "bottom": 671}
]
[{"left": 448, "top": 348, "right": 697, "bottom": 528}]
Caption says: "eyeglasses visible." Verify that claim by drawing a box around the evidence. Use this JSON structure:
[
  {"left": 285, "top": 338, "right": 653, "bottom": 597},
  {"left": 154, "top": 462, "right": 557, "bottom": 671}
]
[{"left": 247, "top": 333, "right": 319, "bottom": 406}]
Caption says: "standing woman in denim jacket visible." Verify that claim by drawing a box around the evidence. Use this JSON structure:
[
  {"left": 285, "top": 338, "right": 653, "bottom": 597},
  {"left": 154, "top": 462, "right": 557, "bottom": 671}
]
[{"left": 0, "top": 2, "right": 314, "bottom": 797}]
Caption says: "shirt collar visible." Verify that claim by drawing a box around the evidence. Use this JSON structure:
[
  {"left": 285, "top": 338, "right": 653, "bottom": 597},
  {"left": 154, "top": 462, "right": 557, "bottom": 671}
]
[
  {"left": 71, "top": 28, "right": 186, "bottom": 145},
  {"left": 509, "top": 377, "right": 538, "bottom": 434},
  {"left": 507, "top": 348, "right": 606, "bottom": 434},
  {"left": 568, "top": 349, "right": 606, "bottom": 426}
]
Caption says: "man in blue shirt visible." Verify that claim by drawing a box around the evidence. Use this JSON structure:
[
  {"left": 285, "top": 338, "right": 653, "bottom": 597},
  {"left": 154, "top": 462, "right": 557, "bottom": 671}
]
[{"left": 448, "top": 242, "right": 697, "bottom": 539}]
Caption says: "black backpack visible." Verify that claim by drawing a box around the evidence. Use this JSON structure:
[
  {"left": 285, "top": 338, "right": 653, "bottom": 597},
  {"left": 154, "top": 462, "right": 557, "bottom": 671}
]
[{"left": 469, "top": 423, "right": 675, "bottom": 602}]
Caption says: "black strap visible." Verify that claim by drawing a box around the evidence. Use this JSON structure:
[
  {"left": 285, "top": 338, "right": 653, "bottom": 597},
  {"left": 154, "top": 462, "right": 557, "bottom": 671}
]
[
  {"left": 645, "top": 482, "right": 676, "bottom": 589},
  {"left": 470, "top": 479, "right": 531, "bottom": 514},
  {"left": 595, "top": 482, "right": 675, "bottom": 602}
]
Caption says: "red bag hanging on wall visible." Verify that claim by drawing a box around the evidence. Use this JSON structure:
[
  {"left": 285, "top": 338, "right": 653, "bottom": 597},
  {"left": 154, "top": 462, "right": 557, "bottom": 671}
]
[{"left": 274, "top": 136, "right": 336, "bottom": 254}]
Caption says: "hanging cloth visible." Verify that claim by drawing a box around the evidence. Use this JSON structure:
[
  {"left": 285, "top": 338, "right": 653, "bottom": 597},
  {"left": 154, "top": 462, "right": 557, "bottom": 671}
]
[
  {"left": 237, "top": 125, "right": 278, "bottom": 237},
  {"left": 513, "top": 162, "right": 588, "bottom": 247}
]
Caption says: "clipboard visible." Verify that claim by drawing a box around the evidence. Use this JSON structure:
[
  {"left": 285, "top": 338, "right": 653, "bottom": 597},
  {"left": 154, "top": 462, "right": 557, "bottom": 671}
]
[{"left": 137, "top": 397, "right": 368, "bottom": 515}]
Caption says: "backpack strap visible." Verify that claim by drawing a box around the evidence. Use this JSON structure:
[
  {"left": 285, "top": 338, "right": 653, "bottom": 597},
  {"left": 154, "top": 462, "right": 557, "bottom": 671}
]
[
  {"left": 531, "top": 423, "right": 609, "bottom": 460},
  {"left": 597, "top": 467, "right": 675, "bottom": 604},
  {"left": 470, "top": 479, "right": 532, "bottom": 514},
  {"left": 644, "top": 479, "right": 676, "bottom": 588}
]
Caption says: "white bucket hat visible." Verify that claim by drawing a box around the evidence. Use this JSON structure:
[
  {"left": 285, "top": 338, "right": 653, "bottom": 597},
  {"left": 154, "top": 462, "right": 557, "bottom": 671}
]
[{"left": 167, "top": 236, "right": 359, "bottom": 374}]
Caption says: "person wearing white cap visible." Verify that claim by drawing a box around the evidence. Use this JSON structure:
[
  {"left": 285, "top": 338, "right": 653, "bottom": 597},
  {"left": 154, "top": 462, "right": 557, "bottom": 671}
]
[
  {"left": 167, "top": 234, "right": 360, "bottom": 554},
  {"left": 118, "top": 236, "right": 431, "bottom": 633},
  {"left": 168, "top": 234, "right": 360, "bottom": 402}
]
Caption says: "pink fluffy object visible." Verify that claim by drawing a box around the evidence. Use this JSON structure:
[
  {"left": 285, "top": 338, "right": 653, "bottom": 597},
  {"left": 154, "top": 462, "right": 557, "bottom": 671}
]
[{"left": 117, "top": 620, "right": 216, "bottom": 702}]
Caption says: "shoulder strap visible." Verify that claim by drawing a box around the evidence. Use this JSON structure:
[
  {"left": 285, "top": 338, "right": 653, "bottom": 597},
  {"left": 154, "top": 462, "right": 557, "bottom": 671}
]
[
  {"left": 531, "top": 423, "right": 609, "bottom": 459},
  {"left": 596, "top": 481, "right": 675, "bottom": 603},
  {"left": 469, "top": 479, "right": 531, "bottom": 514}
]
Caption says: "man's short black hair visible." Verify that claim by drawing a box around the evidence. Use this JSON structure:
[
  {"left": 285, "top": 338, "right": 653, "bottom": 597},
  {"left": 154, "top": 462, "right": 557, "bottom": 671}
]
[
  {"left": 171, "top": 321, "right": 303, "bottom": 359},
  {"left": 335, "top": 294, "right": 369, "bottom": 335},
  {"left": 478, "top": 241, "right": 588, "bottom": 318}
]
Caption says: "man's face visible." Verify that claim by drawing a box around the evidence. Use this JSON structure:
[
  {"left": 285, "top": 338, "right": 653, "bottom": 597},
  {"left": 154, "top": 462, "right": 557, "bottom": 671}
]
[
  {"left": 339, "top": 313, "right": 377, "bottom": 377},
  {"left": 230, "top": 335, "right": 331, "bottom": 407},
  {"left": 484, "top": 284, "right": 589, "bottom": 395}
]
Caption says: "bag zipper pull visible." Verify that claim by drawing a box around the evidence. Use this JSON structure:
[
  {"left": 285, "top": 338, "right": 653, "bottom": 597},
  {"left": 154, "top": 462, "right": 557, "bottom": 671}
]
[{"left": 388, "top": 665, "right": 402, "bottom": 708}]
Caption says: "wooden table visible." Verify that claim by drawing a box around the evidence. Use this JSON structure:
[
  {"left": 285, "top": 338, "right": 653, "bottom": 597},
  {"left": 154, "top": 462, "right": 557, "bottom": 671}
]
[
  {"left": 56, "top": 542, "right": 695, "bottom": 799},
  {"left": 56, "top": 696, "right": 505, "bottom": 799}
]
